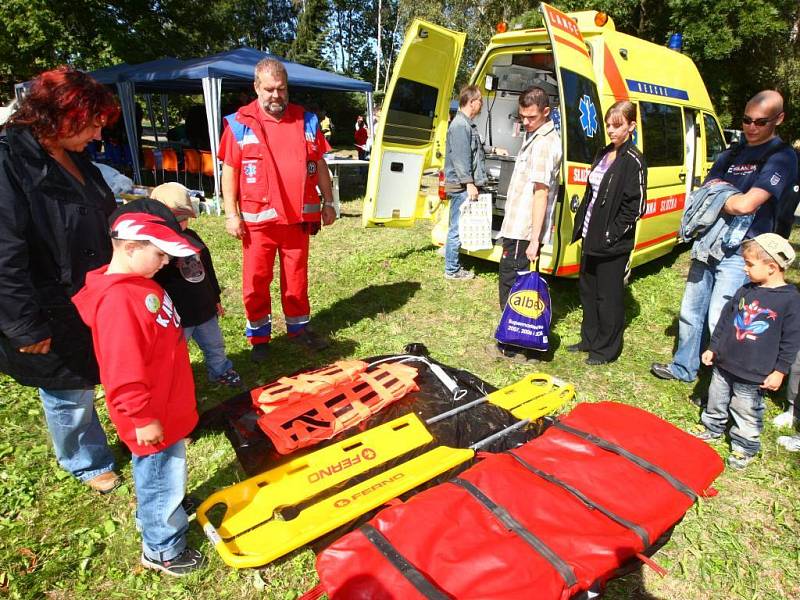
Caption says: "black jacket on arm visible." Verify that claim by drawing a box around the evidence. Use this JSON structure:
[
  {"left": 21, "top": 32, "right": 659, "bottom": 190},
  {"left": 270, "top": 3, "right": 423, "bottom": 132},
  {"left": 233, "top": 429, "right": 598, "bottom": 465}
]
[
  {"left": 571, "top": 138, "right": 648, "bottom": 257},
  {"left": 0, "top": 126, "right": 117, "bottom": 389}
]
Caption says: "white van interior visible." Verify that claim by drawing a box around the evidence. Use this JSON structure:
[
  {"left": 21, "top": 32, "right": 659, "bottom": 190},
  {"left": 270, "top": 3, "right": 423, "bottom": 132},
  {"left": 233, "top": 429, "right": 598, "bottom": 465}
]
[{"left": 471, "top": 50, "right": 561, "bottom": 250}]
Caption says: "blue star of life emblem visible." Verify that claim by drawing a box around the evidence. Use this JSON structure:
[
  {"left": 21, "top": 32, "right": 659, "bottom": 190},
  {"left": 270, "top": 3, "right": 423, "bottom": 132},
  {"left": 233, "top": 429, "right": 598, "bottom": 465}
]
[
  {"left": 551, "top": 107, "right": 561, "bottom": 133},
  {"left": 579, "top": 95, "right": 598, "bottom": 138},
  {"left": 244, "top": 163, "right": 257, "bottom": 177}
]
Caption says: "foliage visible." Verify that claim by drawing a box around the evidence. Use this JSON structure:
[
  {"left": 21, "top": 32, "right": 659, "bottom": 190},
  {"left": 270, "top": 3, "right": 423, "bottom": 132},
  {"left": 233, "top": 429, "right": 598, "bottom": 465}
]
[{"left": 289, "top": 0, "right": 331, "bottom": 69}]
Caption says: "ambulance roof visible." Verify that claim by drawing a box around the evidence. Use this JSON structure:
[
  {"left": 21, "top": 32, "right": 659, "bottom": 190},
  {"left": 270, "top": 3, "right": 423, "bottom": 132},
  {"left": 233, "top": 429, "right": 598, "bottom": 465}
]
[{"left": 487, "top": 11, "right": 713, "bottom": 110}]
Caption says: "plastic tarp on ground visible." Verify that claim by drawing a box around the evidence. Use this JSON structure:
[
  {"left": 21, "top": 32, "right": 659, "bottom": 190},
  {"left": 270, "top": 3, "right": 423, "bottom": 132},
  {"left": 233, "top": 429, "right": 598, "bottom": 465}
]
[{"left": 89, "top": 47, "right": 373, "bottom": 195}]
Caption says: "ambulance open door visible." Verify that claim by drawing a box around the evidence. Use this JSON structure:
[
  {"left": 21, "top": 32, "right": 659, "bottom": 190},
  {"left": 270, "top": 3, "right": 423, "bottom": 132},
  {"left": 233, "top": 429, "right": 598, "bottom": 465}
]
[
  {"left": 539, "top": 2, "right": 605, "bottom": 276},
  {"left": 362, "top": 20, "right": 465, "bottom": 228}
]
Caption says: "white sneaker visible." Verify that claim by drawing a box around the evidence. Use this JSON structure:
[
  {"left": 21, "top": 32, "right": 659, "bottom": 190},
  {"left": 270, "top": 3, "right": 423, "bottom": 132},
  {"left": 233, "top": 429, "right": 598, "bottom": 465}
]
[
  {"left": 772, "top": 410, "right": 796, "bottom": 428},
  {"left": 777, "top": 435, "right": 800, "bottom": 452}
]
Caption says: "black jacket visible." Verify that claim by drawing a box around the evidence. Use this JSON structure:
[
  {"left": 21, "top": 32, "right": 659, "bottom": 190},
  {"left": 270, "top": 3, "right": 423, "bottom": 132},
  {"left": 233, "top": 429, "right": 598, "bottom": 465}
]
[
  {"left": 0, "top": 126, "right": 117, "bottom": 389},
  {"left": 154, "top": 228, "right": 221, "bottom": 327},
  {"left": 571, "top": 138, "right": 647, "bottom": 257},
  {"left": 711, "top": 283, "right": 800, "bottom": 383}
]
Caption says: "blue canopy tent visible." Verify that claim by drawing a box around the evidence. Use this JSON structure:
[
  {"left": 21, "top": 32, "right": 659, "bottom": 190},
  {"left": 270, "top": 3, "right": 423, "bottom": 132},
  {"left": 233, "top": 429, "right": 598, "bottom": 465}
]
[{"left": 97, "top": 47, "right": 374, "bottom": 202}]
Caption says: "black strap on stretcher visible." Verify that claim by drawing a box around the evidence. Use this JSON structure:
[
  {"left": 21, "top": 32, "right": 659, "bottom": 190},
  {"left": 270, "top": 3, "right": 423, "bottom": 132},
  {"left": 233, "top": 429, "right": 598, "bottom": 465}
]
[
  {"left": 506, "top": 450, "right": 651, "bottom": 547},
  {"left": 450, "top": 477, "right": 578, "bottom": 588},
  {"left": 360, "top": 524, "right": 450, "bottom": 600},
  {"left": 551, "top": 421, "right": 698, "bottom": 502}
]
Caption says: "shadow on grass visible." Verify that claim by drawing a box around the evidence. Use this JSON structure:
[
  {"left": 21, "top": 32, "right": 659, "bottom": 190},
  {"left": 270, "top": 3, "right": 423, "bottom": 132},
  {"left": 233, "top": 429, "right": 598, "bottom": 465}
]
[
  {"left": 212, "top": 282, "right": 423, "bottom": 395},
  {"left": 604, "top": 565, "right": 666, "bottom": 599}
]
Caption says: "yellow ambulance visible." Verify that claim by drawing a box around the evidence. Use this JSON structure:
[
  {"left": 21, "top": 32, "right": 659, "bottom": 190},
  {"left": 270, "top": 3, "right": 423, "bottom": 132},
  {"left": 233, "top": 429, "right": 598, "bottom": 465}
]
[{"left": 361, "top": 2, "right": 727, "bottom": 277}]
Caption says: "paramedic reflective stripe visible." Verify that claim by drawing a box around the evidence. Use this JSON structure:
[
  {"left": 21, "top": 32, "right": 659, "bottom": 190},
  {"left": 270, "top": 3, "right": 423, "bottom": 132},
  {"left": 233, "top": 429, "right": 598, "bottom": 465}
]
[
  {"left": 360, "top": 524, "right": 450, "bottom": 600},
  {"left": 450, "top": 478, "right": 578, "bottom": 588},
  {"left": 506, "top": 450, "right": 651, "bottom": 547},
  {"left": 552, "top": 422, "right": 698, "bottom": 501},
  {"left": 240, "top": 209, "right": 278, "bottom": 223},
  {"left": 302, "top": 203, "right": 321, "bottom": 214}
]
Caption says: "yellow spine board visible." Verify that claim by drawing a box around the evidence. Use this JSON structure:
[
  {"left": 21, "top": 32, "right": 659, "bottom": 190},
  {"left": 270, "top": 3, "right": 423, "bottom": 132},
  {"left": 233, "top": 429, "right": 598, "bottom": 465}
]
[
  {"left": 204, "top": 446, "right": 474, "bottom": 569},
  {"left": 196, "top": 413, "right": 432, "bottom": 540},
  {"left": 486, "top": 373, "right": 574, "bottom": 420}
]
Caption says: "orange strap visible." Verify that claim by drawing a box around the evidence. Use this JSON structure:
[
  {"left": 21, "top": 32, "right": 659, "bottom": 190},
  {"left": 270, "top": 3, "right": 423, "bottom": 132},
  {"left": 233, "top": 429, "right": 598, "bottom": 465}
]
[
  {"left": 257, "top": 363, "right": 419, "bottom": 454},
  {"left": 250, "top": 360, "right": 367, "bottom": 412}
]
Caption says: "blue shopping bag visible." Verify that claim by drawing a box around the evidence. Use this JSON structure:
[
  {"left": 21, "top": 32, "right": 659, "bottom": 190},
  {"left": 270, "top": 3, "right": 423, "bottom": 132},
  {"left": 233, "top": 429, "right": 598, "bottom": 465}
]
[{"left": 494, "top": 271, "right": 551, "bottom": 351}]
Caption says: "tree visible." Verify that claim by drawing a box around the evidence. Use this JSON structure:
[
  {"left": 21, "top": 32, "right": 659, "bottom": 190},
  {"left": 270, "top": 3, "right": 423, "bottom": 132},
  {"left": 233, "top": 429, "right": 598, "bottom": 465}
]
[{"left": 289, "top": 0, "right": 331, "bottom": 69}]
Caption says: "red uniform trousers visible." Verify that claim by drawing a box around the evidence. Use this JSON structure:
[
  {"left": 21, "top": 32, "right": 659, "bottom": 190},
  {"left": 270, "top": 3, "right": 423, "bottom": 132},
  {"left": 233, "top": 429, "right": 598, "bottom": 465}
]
[{"left": 242, "top": 223, "right": 310, "bottom": 345}]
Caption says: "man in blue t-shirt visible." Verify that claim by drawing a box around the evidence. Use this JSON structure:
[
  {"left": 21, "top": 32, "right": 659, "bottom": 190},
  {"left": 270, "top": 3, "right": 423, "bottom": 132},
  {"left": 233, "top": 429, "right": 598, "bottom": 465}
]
[{"left": 652, "top": 90, "right": 799, "bottom": 383}]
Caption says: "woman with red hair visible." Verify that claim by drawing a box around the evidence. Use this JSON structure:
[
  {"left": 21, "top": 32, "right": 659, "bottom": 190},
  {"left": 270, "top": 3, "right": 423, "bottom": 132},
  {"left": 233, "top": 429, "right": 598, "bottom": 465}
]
[{"left": 0, "top": 67, "right": 122, "bottom": 493}]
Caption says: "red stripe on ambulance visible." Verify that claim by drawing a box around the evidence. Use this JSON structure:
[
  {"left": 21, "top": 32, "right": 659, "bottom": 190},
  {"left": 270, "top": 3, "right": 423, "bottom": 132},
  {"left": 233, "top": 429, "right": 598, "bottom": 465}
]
[{"left": 641, "top": 193, "right": 685, "bottom": 219}]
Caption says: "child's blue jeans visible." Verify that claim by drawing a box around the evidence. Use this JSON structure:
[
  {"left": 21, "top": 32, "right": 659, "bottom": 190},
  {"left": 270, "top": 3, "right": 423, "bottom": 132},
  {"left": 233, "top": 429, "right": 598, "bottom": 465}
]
[
  {"left": 702, "top": 366, "right": 764, "bottom": 456},
  {"left": 133, "top": 439, "right": 188, "bottom": 562},
  {"left": 184, "top": 315, "right": 233, "bottom": 380}
]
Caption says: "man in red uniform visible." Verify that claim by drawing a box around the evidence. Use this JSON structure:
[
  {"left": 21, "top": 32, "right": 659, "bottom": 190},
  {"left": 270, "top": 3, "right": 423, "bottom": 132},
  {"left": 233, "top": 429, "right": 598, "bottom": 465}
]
[{"left": 220, "top": 58, "right": 336, "bottom": 361}]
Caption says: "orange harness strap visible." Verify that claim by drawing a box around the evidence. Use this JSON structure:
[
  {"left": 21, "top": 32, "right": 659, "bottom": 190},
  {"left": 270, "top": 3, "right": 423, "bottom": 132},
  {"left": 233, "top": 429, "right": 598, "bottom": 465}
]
[
  {"left": 251, "top": 360, "right": 368, "bottom": 411},
  {"left": 257, "top": 363, "right": 420, "bottom": 454}
]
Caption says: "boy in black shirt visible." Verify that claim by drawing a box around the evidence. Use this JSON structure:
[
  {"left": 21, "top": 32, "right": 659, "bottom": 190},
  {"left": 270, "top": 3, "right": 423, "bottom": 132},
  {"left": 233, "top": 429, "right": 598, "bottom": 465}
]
[
  {"left": 151, "top": 184, "right": 241, "bottom": 387},
  {"left": 691, "top": 233, "right": 800, "bottom": 469}
]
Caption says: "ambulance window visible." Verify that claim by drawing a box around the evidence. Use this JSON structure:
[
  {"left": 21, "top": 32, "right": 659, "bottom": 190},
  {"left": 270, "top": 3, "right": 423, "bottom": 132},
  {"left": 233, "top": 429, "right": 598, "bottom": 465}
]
[
  {"left": 703, "top": 114, "right": 725, "bottom": 162},
  {"left": 384, "top": 78, "right": 438, "bottom": 146},
  {"left": 559, "top": 69, "right": 605, "bottom": 164},
  {"left": 640, "top": 102, "right": 684, "bottom": 167}
]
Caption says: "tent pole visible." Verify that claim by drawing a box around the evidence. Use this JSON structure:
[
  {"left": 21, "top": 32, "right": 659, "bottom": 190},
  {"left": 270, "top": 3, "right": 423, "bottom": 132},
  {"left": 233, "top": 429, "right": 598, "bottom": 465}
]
[
  {"left": 202, "top": 76, "right": 223, "bottom": 215},
  {"left": 116, "top": 81, "right": 142, "bottom": 185},
  {"left": 145, "top": 94, "right": 159, "bottom": 148},
  {"left": 366, "top": 91, "right": 374, "bottom": 148},
  {"left": 160, "top": 94, "right": 170, "bottom": 133}
]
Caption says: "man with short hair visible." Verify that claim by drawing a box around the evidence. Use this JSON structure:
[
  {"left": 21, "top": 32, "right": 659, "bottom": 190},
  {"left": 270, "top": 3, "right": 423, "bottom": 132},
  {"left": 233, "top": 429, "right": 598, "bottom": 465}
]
[
  {"left": 652, "top": 89, "right": 798, "bottom": 382},
  {"left": 490, "top": 85, "right": 562, "bottom": 360},
  {"left": 443, "top": 84, "right": 492, "bottom": 280},
  {"left": 219, "top": 58, "right": 336, "bottom": 361}
]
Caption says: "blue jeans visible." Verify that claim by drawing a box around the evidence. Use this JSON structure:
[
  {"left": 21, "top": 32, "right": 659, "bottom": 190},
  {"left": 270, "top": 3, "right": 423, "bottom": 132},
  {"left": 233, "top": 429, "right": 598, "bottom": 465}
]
[
  {"left": 133, "top": 439, "right": 188, "bottom": 562},
  {"left": 668, "top": 252, "right": 747, "bottom": 381},
  {"left": 184, "top": 316, "right": 233, "bottom": 380},
  {"left": 38, "top": 388, "right": 116, "bottom": 482},
  {"left": 444, "top": 190, "right": 469, "bottom": 275},
  {"left": 702, "top": 366, "right": 764, "bottom": 456}
]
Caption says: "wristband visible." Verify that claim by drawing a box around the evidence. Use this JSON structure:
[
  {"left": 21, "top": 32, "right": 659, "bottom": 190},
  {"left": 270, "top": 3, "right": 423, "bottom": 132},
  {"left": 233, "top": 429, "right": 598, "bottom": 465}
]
[
  {"left": 226, "top": 214, "right": 241, "bottom": 220},
  {"left": 323, "top": 201, "right": 334, "bottom": 207}
]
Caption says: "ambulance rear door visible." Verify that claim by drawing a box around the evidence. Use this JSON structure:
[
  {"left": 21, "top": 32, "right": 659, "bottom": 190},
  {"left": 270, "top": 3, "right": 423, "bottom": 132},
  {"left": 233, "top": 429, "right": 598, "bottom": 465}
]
[
  {"left": 362, "top": 20, "right": 465, "bottom": 228},
  {"left": 539, "top": 2, "right": 605, "bottom": 276}
]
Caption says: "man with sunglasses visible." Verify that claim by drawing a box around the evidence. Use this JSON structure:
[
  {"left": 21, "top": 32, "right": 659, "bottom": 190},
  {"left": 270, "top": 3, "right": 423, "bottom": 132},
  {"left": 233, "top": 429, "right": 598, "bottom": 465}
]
[{"left": 652, "top": 90, "right": 798, "bottom": 384}]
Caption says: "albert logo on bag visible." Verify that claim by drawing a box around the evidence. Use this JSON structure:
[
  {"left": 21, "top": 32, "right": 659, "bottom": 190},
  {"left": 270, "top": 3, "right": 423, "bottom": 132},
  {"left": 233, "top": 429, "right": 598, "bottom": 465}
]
[
  {"left": 495, "top": 271, "right": 552, "bottom": 351},
  {"left": 508, "top": 290, "right": 546, "bottom": 319}
]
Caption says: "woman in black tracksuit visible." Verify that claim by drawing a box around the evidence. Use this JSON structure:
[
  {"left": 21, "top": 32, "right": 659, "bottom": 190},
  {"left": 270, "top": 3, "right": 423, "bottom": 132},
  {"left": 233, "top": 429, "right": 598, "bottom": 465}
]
[{"left": 570, "top": 101, "right": 647, "bottom": 365}]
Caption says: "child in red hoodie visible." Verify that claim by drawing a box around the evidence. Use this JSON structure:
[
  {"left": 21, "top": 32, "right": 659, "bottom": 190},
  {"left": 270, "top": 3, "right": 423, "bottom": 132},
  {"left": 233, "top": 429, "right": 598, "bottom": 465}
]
[{"left": 73, "top": 200, "right": 206, "bottom": 577}]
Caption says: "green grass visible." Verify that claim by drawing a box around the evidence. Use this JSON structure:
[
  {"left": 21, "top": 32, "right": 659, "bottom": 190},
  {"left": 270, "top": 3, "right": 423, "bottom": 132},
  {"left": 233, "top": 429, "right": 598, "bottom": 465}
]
[{"left": 2, "top": 199, "right": 800, "bottom": 599}]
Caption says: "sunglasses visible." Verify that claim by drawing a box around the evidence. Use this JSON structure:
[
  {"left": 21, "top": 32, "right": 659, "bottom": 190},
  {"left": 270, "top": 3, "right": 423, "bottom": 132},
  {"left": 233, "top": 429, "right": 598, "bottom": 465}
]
[{"left": 741, "top": 114, "right": 780, "bottom": 127}]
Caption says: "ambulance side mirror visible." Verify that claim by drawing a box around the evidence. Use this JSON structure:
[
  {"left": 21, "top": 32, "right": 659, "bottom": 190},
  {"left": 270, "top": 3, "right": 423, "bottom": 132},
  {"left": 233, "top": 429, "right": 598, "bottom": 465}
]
[{"left": 485, "top": 74, "right": 498, "bottom": 92}]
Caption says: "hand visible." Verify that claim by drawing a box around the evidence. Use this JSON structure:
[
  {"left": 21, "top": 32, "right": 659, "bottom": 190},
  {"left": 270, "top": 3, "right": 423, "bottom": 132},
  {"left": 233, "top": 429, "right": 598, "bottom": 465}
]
[
  {"left": 225, "top": 214, "right": 246, "bottom": 239},
  {"left": 321, "top": 204, "right": 336, "bottom": 226},
  {"left": 216, "top": 302, "right": 225, "bottom": 317},
  {"left": 525, "top": 240, "right": 540, "bottom": 263},
  {"left": 135, "top": 420, "right": 164, "bottom": 446},
  {"left": 494, "top": 147, "right": 509, "bottom": 157},
  {"left": 19, "top": 338, "right": 52, "bottom": 354},
  {"left": 701, "top": 350, "right": 715, "bottom": 366},
  {"left": 761, "top": 370, "right": 785, "bottom": 391},
  {"left": 466, "top": 183, "right": 479, "bottom": 201}
]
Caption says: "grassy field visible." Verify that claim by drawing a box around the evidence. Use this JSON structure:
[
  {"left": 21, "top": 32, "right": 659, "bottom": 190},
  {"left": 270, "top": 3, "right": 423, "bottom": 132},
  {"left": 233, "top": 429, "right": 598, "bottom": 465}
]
[{"left": 1, "top": 197, "right": 799, "bottom": 599}]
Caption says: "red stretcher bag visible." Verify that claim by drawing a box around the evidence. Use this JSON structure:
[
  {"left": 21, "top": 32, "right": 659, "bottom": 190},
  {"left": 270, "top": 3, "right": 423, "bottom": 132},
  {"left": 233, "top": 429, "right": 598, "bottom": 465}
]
[{"left": 312, "top": 402, "right": 724, "bottom": 599}]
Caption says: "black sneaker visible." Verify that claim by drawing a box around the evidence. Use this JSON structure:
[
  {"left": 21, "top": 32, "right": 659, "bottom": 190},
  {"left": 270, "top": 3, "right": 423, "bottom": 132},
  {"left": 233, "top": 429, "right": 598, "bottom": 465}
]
[
  {"left": 288, "top": 327, "right": 330, "bottom": 352},
  {"left": 445, "top": 268, "right": 475, "bottom": 280},
  {"left": 141, "top": 547, "right": 206, "bottom": 577},
  {"left": 251, "top": 342, "right": 269, "bottom": 363},
  {"left": 650, "top": 363, "right": 678, "bottom": 380},
  {"left": 212, "top": 368, "right": 242, "bottom": 387}
]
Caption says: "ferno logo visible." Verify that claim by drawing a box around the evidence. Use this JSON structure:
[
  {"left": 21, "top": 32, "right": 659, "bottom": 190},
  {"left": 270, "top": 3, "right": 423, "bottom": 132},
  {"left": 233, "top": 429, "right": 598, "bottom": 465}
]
[
  {"left": 332, "top": 473, "right": 406, "bottom": 508},
  {"left": 508, "top": 290, "right": 545, "bottom": 319},
  {"left": 307, "top": 447, "right": 377, "bottom": 483}
]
